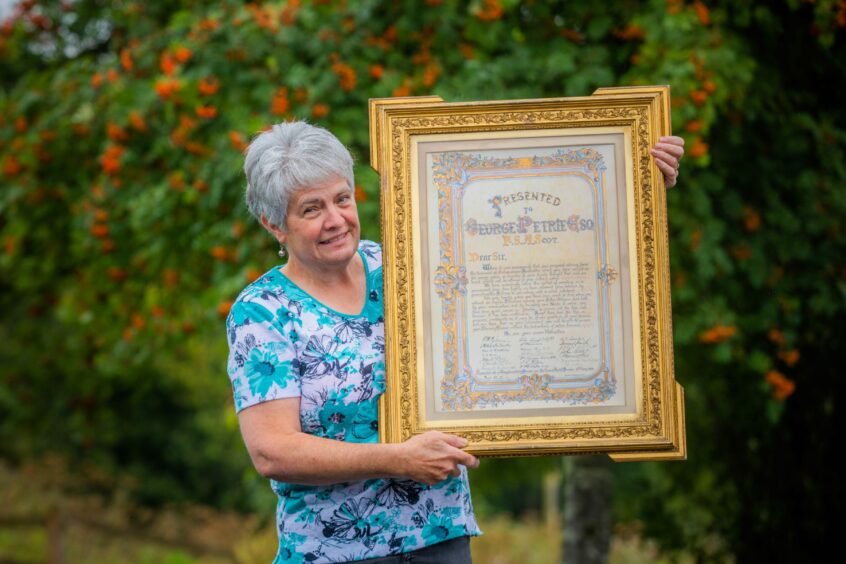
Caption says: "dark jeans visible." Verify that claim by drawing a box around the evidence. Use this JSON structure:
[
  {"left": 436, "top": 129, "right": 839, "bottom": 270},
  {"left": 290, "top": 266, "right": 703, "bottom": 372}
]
[{"left": 354, "top": 535, "right": 472, "bottom": 563}]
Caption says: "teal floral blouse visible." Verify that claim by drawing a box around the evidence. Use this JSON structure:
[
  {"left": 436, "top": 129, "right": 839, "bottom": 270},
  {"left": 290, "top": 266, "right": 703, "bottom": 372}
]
[{"left": 226, "top": 240, "right": 480, "bottom": 563}]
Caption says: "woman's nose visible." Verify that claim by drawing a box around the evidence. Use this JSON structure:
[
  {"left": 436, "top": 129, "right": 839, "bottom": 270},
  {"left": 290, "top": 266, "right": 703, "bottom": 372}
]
[{"left": 324, "top": 205, "right": 345, "bottom": 228}]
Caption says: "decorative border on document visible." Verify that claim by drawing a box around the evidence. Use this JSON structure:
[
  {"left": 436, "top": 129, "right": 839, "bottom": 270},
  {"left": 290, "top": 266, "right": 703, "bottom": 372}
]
[{"left": 430, "top": 148, "right": 618, "bottom": 411}]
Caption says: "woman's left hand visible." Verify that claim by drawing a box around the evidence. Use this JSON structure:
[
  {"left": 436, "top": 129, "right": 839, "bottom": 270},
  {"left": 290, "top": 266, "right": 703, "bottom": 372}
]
[{"left": 651, "top": 136, "right": 685, "bottom": 188}]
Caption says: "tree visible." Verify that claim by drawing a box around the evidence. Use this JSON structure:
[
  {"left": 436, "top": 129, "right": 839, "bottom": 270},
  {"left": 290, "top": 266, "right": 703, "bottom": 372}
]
[{"left": 1, "top": 1, "right": 843, "bottom": 559}]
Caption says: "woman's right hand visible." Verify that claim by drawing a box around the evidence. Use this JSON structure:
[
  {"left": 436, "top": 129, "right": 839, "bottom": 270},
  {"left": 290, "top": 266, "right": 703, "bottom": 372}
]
[{"left": 397, "top": 431, "right": 480, "bottom": 485}]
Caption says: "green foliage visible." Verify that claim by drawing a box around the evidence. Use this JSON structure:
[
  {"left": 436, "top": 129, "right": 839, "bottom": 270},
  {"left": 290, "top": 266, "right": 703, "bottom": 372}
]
[
  {"left": 1, "top": 0, "right": 844, "bottom": 560},
  {"left": 469, "top": 456, "right": 561, "bottom": 518}
]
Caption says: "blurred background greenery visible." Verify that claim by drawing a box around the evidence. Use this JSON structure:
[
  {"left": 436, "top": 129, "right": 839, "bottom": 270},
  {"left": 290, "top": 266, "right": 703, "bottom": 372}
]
[{"left": 1, "top": 0, "right": 843, "bottom": 562}]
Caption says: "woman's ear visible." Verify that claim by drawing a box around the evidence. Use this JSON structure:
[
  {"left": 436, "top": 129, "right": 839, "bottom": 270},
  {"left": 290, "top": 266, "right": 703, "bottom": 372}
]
[{"left": 260, "top": 215, "right": 286, "bottom": 243}]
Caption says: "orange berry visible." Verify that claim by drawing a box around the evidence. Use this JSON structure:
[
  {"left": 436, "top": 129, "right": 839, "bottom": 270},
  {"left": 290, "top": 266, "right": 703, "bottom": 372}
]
[
  {"left": 35, "top": 143, "right": 52, "bottom": 162},
  {"left": 3, "top": 235, "right": 17, "bottom": 255},
  {"left": 229, "top": 131, "right": 247, "bottom": 152},
  {"left": 698, "top": 324, "right": 737, "bottom": 344},
  {"left": 163, "top": 269, "right": 180, "bottom": 287},
  {"left": 271, "top": 88, "right": 290, "bottom": 116},
  {"left": 768, "top": 328, "right": 786, "bottom": 345},
  {"left": 355, "top": 185, "right": 367, "bottom": 202},
  {"left": 2, "top": 155, "right": 23, "bottom": 176},
  {"left": 685, "top": 120, "right": 704, "bottom": 133},
  {"left": 693, "top": 1, "right": 711, "bottom": 25},
  {"left": 475, "top": 0, "right": 504, "bottom": 21},
  {"left": 160, "top": 53, "right": 176, "bottom": 75},
  {"left": 185, "top": 142, "right": 207, "bottom": 155},
  {"left": 422, "top": 63, "right": 440, "bottom": 88},
  {"left": 730, "top": 245, "right": 752, "bottom": 261},
  {"left": 392, "top": 82, "right": 412, "bottom": 97},
  {"left": 128, "top": 111, "right": 147, "bottom": 132},
  {"left": 131, "top": 313, "right": 146, "bottom": 329},
  {"left": 120, "top": 48, "right": 133, "bottom": 71},
  {"left": 690, "top": 229, "right": 703, "bottom": 250},
  {"left": 331, "top": 61, "right": 357, "bottom": 91},
  {"left": 100, "top": 145, "right": 126, "bottom": 174},
  {"left": 154, "top": 79, "right": 181, "bottom": 100},
  {"left": 225, "top": 48, "right": 247, "bottom": 61},
  {"left": 217, "top": 301, "right": 233, "bottom": 318},
  {"left": 765, "top": 370, "right": 796, "bottom": 401},
  {"left": 311, "top": 104, "right": 330, "bottom": 118},
  {"left": 107, "top": 121, "right": 129, "bottom": 141},
  {"left": 614, "top": 24, "right": 646, "bottom": 41},
  {"left": 210, "top": 246, "right": 229, "bottom": 261},
  {"left": 280, "top": 3, "right": 299, "bottom": 26},
  {"left": 90, "top": 224, "right": 109, "bottom": 238},
  {"left": 779, "top": 349, "right": 800, "bottom": 367},
  {"left": 198, "top": 77, "right": 220, "bottom": 96},
  {"left": 100, "top": 157, "right": 120, "bottom": 174},
  {"left": 666, "top": 0, "right": 683, "bottom": 15},
  {"left": 196, "top": 105, "right": 217, "bottom": 119},
  {"left": 173, "top": 46, "right": 192, "bottom": 63},
  {"left": 690, "top": 90, "right": 708, "bottom": 106},
  {"left": 107, "top": 266, "right": 127, "bottom": 282},
  {"left": 688, "top": 137, "right": 709, "bottom": 158},
  {"left": 743, "top": 206, "right": 761, "bottom": 232},
  {"left": 198, "top": 18, "right": 220, "bottom": 31},
  {"left": 168, "top": 172, "right": 185, "bottom": 190},
  {"left": 178, "top": 114, "right": 197, "bottom": 130}
]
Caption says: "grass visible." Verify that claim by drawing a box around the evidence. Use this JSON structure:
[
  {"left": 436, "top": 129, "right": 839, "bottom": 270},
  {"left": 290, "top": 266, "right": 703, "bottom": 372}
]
[{"left": 1, "top": 459, "right": 707, "bottom": 563}]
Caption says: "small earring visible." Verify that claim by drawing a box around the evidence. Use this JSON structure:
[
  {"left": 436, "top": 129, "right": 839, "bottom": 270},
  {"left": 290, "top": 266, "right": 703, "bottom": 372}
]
[{"left": 278, "top": 245, "right": 287, "bottom": 259}]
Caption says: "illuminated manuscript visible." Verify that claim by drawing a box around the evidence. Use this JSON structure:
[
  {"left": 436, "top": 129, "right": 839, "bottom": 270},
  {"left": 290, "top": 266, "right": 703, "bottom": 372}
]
[{"left": 418, "top": 135, "right": 636, "bottom": 418}]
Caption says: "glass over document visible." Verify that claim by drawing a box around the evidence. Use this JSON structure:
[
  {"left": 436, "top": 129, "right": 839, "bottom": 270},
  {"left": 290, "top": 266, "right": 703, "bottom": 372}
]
[{"left": 415, "top": 130, "right": 640, "bottom": 423}]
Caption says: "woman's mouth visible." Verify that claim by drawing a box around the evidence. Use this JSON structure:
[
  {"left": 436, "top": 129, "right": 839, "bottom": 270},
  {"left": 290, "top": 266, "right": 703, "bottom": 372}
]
[{"left": 319, "top": 232, "right": 348, "bottom": 245}]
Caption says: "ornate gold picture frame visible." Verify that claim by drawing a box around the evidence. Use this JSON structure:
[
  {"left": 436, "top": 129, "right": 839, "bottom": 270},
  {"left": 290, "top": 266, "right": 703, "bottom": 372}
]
[{"left": 369, "top": 87, "right": 685, "bottom": 461}]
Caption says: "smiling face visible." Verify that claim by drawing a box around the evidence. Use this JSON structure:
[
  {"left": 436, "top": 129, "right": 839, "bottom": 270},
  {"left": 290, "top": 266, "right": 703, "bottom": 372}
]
[{"left": 275, "top": 177, "right": 360, "bottom": 274}]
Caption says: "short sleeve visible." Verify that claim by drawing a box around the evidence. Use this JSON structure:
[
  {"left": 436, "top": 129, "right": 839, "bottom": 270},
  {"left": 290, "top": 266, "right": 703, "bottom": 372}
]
[{"left": 226, "top": 298, "right": 301, "bottom": 412}]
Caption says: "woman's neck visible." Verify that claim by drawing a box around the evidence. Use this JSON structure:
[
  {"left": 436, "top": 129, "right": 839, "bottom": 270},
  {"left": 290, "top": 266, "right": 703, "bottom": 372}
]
[{"left": 281, "top": 252, "right": 366, "bottom": 315}]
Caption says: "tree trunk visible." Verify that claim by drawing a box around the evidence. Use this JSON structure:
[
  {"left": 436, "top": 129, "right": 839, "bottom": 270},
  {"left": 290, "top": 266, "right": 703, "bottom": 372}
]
[
  {"left": 561, "top": 455, "right": 613, "bottom": 564},
  {"left": 47, "top": 510, "right": 66, "bottom": 564}
]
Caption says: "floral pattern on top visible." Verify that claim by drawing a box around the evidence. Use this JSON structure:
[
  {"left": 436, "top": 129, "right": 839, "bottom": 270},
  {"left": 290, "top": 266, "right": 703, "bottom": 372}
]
[{"left": 226, "top": 240, "right": 480, "bottom": 563}]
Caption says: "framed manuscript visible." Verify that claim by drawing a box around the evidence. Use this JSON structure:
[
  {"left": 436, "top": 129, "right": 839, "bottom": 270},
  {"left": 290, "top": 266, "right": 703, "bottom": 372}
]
[{"left": 369, "top": 87, "right": 686, "bottom": 461}]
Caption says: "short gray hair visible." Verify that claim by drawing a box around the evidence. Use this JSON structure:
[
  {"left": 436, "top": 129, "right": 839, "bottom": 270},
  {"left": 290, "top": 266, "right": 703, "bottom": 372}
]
[{"left": 243, "top": 121, "right": 355, "bottom": 230}]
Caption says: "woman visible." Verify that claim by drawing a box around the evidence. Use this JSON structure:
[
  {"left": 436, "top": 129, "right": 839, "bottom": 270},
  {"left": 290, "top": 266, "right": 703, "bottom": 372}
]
[{"left": 226, "top": 121, "right": 684, "bottom": 563}]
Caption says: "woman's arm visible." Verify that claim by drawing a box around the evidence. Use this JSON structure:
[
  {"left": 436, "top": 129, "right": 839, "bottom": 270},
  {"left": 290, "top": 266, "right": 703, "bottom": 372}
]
[{"left": 238, "top": 397, "right": 479, "bottom": 486}]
